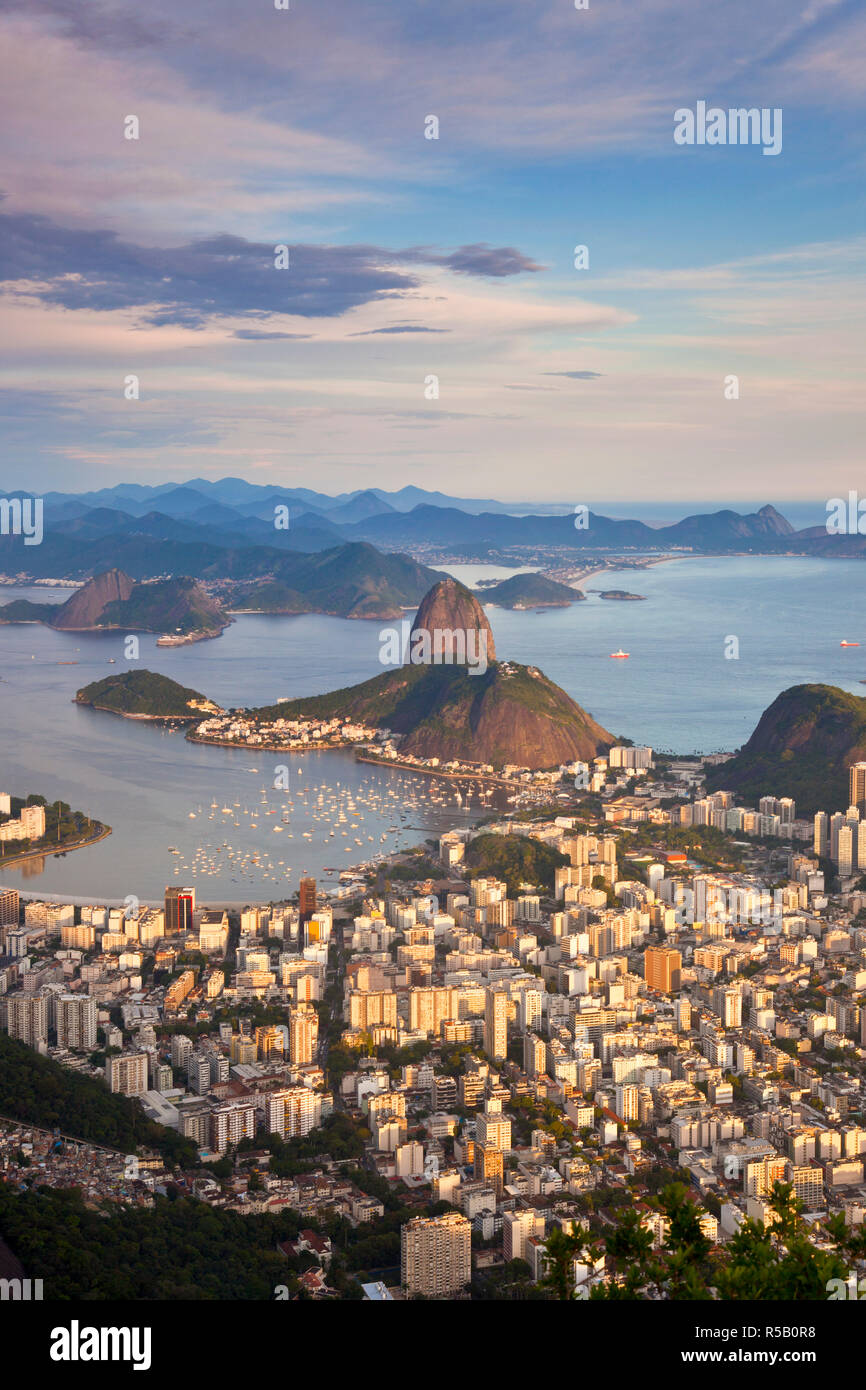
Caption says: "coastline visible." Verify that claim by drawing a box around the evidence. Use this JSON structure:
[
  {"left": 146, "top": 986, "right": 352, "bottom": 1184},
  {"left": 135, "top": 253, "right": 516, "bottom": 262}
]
[
  {"left": 76, "top": 700, "right": 200, "bottom": 722},
  {"left": 154, "top": 627, "right": 228, "bottom": 647},
  {"left": 549, "top": 554, "right": 680, "bottom": 590},
  {"left": 354, "top": 752, "right": 542, "bottom": 790},
  {"left": 0, "top": 822, "right": 112, "bottom": 871},
  {"left": 185, "top": 731, "right": 355, "bottom": 753},
  {"left": 187, "top": 732, "right": 542, "bottom": 792}
]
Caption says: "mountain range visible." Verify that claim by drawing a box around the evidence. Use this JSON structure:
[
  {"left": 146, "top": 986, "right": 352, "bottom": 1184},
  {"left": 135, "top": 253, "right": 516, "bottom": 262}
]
[
  {"left": 2, "top": 480, "right": 864, "bottom": 582},
  {"left": 0, "top": 546, "right": 446, "bottom": 632}
]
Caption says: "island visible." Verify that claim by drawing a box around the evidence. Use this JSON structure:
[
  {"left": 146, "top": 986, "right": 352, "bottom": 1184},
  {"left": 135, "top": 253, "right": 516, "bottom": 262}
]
[
  {"left": 596, "top": 589, "right": 647, "bottom": 601},
  {"left": 75, "top": 671, "right": 222, "bottom": 722},
  {"left": 472, "top": 573, "right": 585, "bottom": 609}
]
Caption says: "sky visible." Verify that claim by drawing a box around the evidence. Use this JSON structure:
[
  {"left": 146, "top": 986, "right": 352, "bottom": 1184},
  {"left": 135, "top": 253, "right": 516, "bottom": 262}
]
[{"left": 0, "top": 0, "right": 864, "bottom": 507}]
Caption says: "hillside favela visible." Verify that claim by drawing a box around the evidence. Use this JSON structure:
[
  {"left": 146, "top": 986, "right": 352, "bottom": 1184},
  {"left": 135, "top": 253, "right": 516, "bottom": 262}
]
[{"left": 2, "top": 0, "right": 865, "bottom": 1364}]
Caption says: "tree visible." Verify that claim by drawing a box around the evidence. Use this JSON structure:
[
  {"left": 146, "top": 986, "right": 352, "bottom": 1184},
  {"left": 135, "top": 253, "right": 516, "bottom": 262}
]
[
  {"left": 714, "top": 1182, "right": 849, "bottom": 1301},
  {"left": 539, "top": 1221, "right": 597, "bottom": 1300}
]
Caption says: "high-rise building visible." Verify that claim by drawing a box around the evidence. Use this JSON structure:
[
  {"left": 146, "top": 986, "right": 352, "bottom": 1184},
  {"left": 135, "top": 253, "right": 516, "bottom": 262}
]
[
  {"left": 814, "top": 811, "right": 829, "bottom": 857},
  {"left": 503, "top": 1209, "right": 546, "bottom": 1262},
  {"left": 348, "top": 990, "right": 398, "bottom": 1030},
  {"left": 165, "top": 886, "right": 195, "bottom": 935},
  {"left": 289, "top": 1003, "right": 318, "bottom": 1064},
  {"left": 850, "top": 763, "right": 866, "bottom": 811},
  {"left": 171, "top": 1033, "right": 194, "bottom": 1069},
  {"left": 711, "top": 985, "right": 743, "bottom": 1028},
  {"left": 0, "top": 887, "right": 19, "bottom": 929},
  {"left": 229, "top": 1034, "right": 257, "bottom": 1065},
  {"left": 609, "top": 746, "right": 653, "bottom": 770},
  {"left": 56, "top": 994, "right": 97, "bottom": 1051},
  {"left": 211, "top": 1101, "right": 255, "bottom": 1153},
  {"left": 19, "top": 804, "right": 46, "bottom": 840},
  {"left": 266, "top": 1087, "right": 323, "bottom": 1138},
  {"left": 298, "top": 877, "right": 317, "bottom": 924},
  {"left": 106, "top": 1052, "right": 149, "bottom": 1096},
  {"left": 305, "top": 910, "right": 331, "bottom": 945},
  {"left": 523, "top": 1032, "right": 547, "bottom": 1077},
  {"left": 644, "top": 945, "right": 682, "bottom": 994},
  {"left": 409, "top": 985, "right": 454, "bottom": 1037},
  {"left": 484, "top": 986, "right": 508, "bottom": 1060},
  {"left": 255, "top": 1024, "right": 286, "bottom": 1059},
  {"left": 401, "top": 1213, "right": 471, "bottom": 1299},
  {"left": 786, "top": 1162, "right": 824, "bottom": 1211},
  {"left": 6, "top": 992, "right": 48, "bottom": 1048},
  {"left": 476, "top": 1100, "right": 512, "bottom": 1153},
  {"left": 744, "top": 1156, "right": 788, "bottom": 1197},
  {"left": 839, "top": 825, "right": 855, "bottom": 877},
  {"left": 615, "top": 1084, "right": 641, "bottom": 1122},
  {"left": 474, "top": 1141, "right": 504, "bottom": 1195}
]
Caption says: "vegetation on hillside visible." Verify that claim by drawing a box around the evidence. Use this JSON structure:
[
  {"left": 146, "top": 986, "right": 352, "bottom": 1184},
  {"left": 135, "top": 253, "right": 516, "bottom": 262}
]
[
  {"left": 99, "top": 576, "right": 228, "bottom": 635},
  {"left": 0, "top": 1034, "right": 196, "bottom": 1167},
  {"left": 0, "top": 599, "right": 57, "bottom": 623},
  {"left": 234, "top": 542, "right": 444, "bottom": 619},
  {"left": 705, "top": 683, "right": 866, "bottom": 815},
  {"left": 474, "top": 574, "right": 584, "bottom": 608},
  {"left": 257, "top": 660, "right": 612, "bottom": 768},
  {"left": 0, "top": 1186, "right": 303, "bottom": 1300},
  {"left": 464, "top": 832, "right": 569, "bottom": 895},
  {"left": 75, "top": 669, "right": 212, "bottom": 718}
]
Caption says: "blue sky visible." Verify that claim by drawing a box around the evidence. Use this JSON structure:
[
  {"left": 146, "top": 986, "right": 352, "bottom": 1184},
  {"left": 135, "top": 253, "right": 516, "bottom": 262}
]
[{"left": 0, "top": 0, "right": 863, "bottom": 507}]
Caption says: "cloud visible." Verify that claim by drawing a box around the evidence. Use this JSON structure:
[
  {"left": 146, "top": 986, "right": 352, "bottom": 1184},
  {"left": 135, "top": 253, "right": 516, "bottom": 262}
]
[
  {"left": 0, "top": 211, "right": 543, "bottom": 327},
  {"left": 231, "top": 329, "right": 313, "bottom": 340},
  {"left": 542, "top": 371, "right": 604, "bottom": 380},
  {"left": 419, "top": 245, "right": 543, "bottom": 278},
  {"left": 349, "top": 325, "right": 451, "bottom": 336},
  {"left": 9, "top": 0, "right": 864, "bottom": 172}
]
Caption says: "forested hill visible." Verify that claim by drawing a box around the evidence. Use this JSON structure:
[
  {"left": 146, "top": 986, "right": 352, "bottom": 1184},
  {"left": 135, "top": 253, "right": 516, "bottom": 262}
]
[{"left": 0, "top": 1033, "right": 195, "bottom": 1166}]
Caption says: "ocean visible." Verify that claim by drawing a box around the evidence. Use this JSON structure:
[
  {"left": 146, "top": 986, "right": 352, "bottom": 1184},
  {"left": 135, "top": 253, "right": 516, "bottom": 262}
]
[{"left": 1, "top": 554, "right": 864, "bottom": 901}]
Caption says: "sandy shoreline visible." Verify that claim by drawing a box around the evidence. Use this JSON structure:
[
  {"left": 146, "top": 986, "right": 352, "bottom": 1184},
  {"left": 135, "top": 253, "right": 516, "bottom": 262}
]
[{"left": 552, "top": 555, "right": 680, "bottom": 590}]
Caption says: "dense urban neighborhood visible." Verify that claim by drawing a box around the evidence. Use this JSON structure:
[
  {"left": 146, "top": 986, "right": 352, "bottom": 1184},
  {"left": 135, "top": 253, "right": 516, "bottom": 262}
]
[{"left": 4, "top": 745, "right": 866, "bottom": 1301}]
